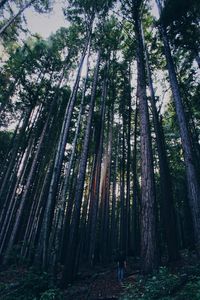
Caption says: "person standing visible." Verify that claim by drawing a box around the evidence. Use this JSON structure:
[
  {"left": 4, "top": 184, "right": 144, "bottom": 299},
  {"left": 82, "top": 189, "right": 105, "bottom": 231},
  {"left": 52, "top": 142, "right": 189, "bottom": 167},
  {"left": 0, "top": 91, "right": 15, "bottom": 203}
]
[{"left": 117, "top": 251, "right": 126, "bottom": 282}]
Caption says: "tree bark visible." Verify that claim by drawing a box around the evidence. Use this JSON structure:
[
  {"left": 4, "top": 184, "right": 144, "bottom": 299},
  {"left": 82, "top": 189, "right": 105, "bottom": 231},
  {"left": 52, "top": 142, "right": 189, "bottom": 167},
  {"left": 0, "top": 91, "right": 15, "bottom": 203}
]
[
  {"left": 87, "top": 63, "right": 108, "bottom": 265},
  {"left": 156, "top": 0, "right": 200, "bottom": 254},
  {"left": 143, "top": 32, "right": 180, "bottom": 261},
  {"left": 131, "top": 99, "right": 141, "bottom": 257},
  {"left": 61, "top": 50, "right": 101, "bottom": 286},
  {"left": 54, "top": 47, "right": 90, "bottom": 260},
  {"left": 133, "top": 8, "right": 158, "bottom": 273},
  {"left": 100, "top": 108, "right": 112, "bottom": 262},
  {"left": 110, "top": 130, "right": 119, "bottom": 255},
  {"left": 40, "top": 31, "right": 92, "bottom": 269}
]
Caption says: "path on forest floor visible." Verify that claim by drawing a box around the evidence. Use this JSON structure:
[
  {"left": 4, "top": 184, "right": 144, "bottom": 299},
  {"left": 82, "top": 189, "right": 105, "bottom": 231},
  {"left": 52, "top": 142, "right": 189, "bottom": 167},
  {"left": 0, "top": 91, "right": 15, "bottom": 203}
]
[
  {"left": 88, "top": 270, "right": 123, "bottom": 299},
  {"left": 63, "top": 265, "right": 138, "bottom": 300},
  {"left": 0, "top": 263, "right": 138, "bottom": 299}
]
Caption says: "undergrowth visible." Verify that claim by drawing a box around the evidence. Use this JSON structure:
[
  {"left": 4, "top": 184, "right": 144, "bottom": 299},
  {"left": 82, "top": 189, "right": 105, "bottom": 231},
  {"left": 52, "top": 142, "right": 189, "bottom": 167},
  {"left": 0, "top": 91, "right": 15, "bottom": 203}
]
[
  {"left": 0, "top": 268, "right": 63, "bottom": 300},
  {"left": 120, "top": 264, "right": 200, "bottom": 300}
]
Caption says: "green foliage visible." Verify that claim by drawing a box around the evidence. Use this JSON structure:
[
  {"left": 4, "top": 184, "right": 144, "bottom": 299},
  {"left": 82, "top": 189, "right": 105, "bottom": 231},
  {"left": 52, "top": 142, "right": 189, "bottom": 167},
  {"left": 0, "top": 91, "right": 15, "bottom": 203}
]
[
  {"left": 0, "top": 22, "right": 81, "bottom": 128},
  {"left": 160, "top": 0, "right": 200, "bottom": 65},
  {"left": 121, "top": 265, "right": 200, "bottom": 300},
  {"left": 0, "top": 269, "right": 64, "bottom": 300},
  {"left": 93, "top": 16, "right": 123, "bottom": 55},
  {"left": 0, "top": 130, "right": 13, "bottom": 161},
  {"left": 120, "top": 267, "right": 180, "bottom": 299},
  {"left": 33, "top": 0, "right": 53, "bottom": 14},
  {"left": 175, "top": 279, "right": 200, "bottom": 300},
  {"left": 40, "top": 288, "right": 62, "bottom": 300},
  {"left": 161, "top": 0, "right": 200, "bottom": 25}
]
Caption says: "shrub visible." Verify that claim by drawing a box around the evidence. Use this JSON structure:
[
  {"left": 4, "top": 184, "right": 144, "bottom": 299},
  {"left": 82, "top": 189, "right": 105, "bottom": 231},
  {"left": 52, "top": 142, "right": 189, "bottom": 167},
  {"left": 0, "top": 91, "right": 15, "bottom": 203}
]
[
  {"left": 120, "top": 267, "right": 180, "bottom": 300},
  {"left": 40, "top": 288, "right": 63, "bottom": 300}
]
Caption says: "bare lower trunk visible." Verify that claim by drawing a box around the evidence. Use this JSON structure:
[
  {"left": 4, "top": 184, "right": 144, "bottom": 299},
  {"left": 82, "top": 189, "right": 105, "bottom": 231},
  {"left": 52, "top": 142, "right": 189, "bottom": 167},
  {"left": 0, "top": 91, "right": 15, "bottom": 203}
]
[
  {"left": 100, "top": 109, "right": 112, "bottom": 262},
  {"left": 110, "top": 130, "right": 119, "bottom": 254},
  {"left": 87, "top": 63, "right": 108, "bottom": 265}
]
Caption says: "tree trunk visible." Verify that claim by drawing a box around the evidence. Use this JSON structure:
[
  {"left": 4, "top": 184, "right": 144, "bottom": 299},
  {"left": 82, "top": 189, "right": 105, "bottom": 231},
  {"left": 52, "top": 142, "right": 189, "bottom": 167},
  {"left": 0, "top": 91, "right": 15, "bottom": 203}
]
[
  {"left": 120, "top": 114, "right": 126, "bottom": 254},
  {"left": 53, "top": 47, "right": 90, "bottom": 265},
  {"left": 131, "top": 95, "right": 141, "bottom": 257},
  {"left": 0, "top": 0, "right": 36, "bottom": 35},
  {"left": 61, "top": 50, "right": 101, "bottom": 286},
  {"left": 144, "top": 32, "right": 180, "bottom": 261},
  {"left": 87, "top": 63, "right": 108, "bottom": 265},
  {"left": 156, "top": 0, "right": 200, "bottom": 254},
  {"left": 0, "top": 131, "right": 36, "bottom": 258},
  {"left": 110, "top": 130, "right": 119, "bottom": 255},
  {"left": 124, "top": 66, "right": 132, "bottom": 256},
  {"left": 195, "top": 54, "right": 200, "bottom": 69},
  {"left": 40, "top": 31, "right": 92, "bottom": 269},
  {"left": 134, "top": 9, "right": 158, "bottom": 273},
  {"left": 3, "top": 109, "right": 53, "bottom": 259},
  {"left": 0, "top": 107, "right": 32, "bottom": 203},
  {"left": 100, "top": 109, "right": 112, "bottom": 262}
]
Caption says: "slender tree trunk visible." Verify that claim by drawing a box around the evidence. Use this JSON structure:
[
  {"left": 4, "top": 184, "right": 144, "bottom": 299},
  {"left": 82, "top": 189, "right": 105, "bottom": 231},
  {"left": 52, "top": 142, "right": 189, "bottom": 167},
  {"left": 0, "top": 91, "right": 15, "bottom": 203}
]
[
  {"left": 40, "top": 31, "right": 92, "bottom": 269},
  {"left": 61, "top": 50, "right": 101, "bottom": 286},
  {"left": 0, "top": 103, "right": 42, "bottom": 238},
  {"left": 0, "top": 133, "right": 36, "bottom": 258},
  {"left": 60, "top": 161, "right": 79, "bottom": 263},
  {"left": 33, "top": 161, "right": 55, "bottom": 265},
  {"left": 156, "top": 0, "right": 200, "bottom": 254},
  {"left": 0, "top": 0, "right": 36, "bottom": 35},
  {"left": 110, "top": 129, "right": 119, "bottom": 255},
  {"left": 53, "top": 47, "right": 90, "bottom": 263},
  {"left": 134, "top": 9, "right": 158, "bottom": 273},
  {"left": 131, "top": 96, "right": 141, "bottom": 257},
  {"left": 50, "top": 56, "right": 90, "bottom": 269},
  {"left": 126, "top": 75, "right": 131, "bottom": 256},
  {"left": 87, "top": 63, "right": 108, "bottom": 265},
  {"left": 0, "top": 69, "right": 66, "bottom": 261},
  {"left": 195, "top": 54, "right": 200, "bottom": 69},
  {"left": 3, "top": 111, "right": 53, "bottom": 259},
  {"left": 144, "top": 33, "right": 179, "bottom": 261},
  {"left": 78, "top": 155, "right": 94, "bottom": 263},
  {"left": 100, "top": 109, "right": 112, "bottom": 262},
  {"left": 0, "top": 107, "right": 32, "bottom": 202},
  {"left": 120, "top": 114, "right": 126, "bottom": 254}
]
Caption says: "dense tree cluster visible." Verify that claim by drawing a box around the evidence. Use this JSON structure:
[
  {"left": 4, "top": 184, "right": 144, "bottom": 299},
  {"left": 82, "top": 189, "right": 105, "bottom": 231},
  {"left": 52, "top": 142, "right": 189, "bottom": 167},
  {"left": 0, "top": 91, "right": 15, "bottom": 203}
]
[{"left": 0, "top": 0, "right": 199, "bottom": 288}]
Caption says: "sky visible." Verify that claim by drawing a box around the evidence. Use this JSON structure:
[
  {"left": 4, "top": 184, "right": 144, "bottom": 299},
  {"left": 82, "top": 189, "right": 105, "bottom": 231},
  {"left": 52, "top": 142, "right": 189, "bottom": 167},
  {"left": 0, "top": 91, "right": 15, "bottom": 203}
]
[
  {"left": 24, "top": 1, "right": 159, "bottom": 39},
  {"left": 24, "top": 1, "right": 67, "bottom": 38},
  {"left": 22, "top": 1, "right": 163, "bottom": 103}
]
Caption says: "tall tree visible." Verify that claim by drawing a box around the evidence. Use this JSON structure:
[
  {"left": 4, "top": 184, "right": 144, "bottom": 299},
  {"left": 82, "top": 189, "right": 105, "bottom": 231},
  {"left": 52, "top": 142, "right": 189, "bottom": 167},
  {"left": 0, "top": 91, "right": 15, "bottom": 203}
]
[
  {"left": 156, "top": 0, "right": 200, "bottom": 255},
  {"left": 121, "top": 0, "right": 158, "bottom": 273}
]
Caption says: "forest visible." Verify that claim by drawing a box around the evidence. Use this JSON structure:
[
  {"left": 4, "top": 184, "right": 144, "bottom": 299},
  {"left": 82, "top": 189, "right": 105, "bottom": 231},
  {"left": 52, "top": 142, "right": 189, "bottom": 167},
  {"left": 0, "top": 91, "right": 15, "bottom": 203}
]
[{"left": 0, "top": 0, "right": 200, "bottom": 299}]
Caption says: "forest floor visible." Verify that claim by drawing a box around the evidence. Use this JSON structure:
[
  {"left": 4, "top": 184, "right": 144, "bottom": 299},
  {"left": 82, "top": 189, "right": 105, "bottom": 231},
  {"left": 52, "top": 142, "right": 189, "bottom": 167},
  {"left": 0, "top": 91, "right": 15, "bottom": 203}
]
[
  {"left": 0, "top": 252, "right": 200, "bottom": 299},
  {"left": 0, "top": 258, "right": 138, "bottom": 299},
  {"left": 62, "top": 261, "right": 139, "bottom": 300}
]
